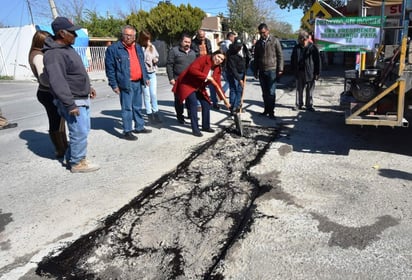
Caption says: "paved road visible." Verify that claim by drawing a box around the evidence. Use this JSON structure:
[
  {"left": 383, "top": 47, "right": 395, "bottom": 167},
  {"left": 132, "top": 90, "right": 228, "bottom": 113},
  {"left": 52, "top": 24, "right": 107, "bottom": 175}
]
[{"left": 1, "top": 69, "right": 412, "bottom": 279}]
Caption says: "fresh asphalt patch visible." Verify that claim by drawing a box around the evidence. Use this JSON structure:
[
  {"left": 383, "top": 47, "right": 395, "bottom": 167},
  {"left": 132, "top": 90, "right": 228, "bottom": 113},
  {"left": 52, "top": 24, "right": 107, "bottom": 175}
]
[{"left": 37, "top": 125, "right": 279, "bottom": 279}]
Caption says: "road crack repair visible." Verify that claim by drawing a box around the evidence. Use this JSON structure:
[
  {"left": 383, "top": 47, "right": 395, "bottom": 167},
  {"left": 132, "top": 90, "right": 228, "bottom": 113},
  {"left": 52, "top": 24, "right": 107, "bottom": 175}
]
[{"left": 37, "top": 126, "right": 279, "bottom": 279}]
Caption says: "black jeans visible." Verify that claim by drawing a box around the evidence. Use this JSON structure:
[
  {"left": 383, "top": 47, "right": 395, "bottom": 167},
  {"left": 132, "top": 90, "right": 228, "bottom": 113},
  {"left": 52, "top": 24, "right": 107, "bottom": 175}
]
[
  {"left": 37, "top": 89, "right": 61, "bottom": 131},
  {"left": 258, "top": 70, "right": 277, "bottom": 116}
]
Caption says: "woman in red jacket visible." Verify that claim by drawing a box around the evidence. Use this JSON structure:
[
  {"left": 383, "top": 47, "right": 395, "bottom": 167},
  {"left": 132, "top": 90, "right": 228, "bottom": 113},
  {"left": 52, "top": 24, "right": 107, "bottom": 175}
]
[{"left": 172, "top": 50, "right": 227, "bottom": 137}]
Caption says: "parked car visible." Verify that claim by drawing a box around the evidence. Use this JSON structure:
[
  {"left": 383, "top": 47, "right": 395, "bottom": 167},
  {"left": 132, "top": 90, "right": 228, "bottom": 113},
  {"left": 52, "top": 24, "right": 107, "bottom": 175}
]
[{"left": 280, "top": 39, "right": 297, "bottom": 69}]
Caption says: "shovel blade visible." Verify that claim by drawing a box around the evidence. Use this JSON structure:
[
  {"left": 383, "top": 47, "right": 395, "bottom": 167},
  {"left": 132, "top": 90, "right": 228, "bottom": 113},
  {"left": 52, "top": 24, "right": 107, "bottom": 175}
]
[{"left": 234, "top": 112, "right": 243, "bottom": 136}]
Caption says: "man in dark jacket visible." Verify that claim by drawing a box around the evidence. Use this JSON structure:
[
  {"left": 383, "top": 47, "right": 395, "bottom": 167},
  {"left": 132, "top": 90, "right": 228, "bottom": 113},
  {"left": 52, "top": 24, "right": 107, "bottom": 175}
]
[
  {"left": 43, "top": 16, "right": 99, "bottom": 173},
  {"left": 166, "top": 34, "right": 197, "bottom": 124},
  {"left": 254, "top": 23, "right": 284, "bottom": 119},
  {"left": 291, "top": 30, "right": 320, "bottom": 111},
  {"left": 226, "top": 37, "right": 251, "bottom": 113},
  {"left": 191, "top": 29, "right": 212, "bottom": 57},
  {"left": 105, "top": 25, "right": 151, "bottom": 141}
]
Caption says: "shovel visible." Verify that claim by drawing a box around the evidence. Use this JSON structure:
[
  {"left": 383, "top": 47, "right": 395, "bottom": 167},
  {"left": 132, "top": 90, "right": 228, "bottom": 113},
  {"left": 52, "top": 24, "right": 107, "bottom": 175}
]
[{"left": 233, "top": 76, "right": 246, "bottom": 136}]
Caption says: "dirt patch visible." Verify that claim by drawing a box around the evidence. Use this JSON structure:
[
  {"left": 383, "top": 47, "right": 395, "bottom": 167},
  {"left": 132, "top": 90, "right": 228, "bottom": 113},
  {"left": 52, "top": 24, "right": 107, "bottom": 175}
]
[{"left": 37, "top": 126, "right": 279, "bottom": 279}]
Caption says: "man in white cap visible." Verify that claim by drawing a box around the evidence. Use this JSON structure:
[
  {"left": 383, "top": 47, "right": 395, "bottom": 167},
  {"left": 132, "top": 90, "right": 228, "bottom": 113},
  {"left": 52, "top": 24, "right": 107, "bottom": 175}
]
[{"left": 43, "top": 17, "right": 99, "bottom": 173}]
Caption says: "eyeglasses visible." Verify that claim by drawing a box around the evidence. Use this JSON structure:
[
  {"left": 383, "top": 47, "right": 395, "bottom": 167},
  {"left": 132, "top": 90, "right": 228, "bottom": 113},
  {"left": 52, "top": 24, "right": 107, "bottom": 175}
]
[{"left": 123, "top": 33, "right": 136, "bottom": 38}]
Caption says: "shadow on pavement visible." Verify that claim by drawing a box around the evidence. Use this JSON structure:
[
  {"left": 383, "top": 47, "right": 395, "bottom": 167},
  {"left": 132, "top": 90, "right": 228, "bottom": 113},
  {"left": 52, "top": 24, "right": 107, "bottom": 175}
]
[{"left": 19, "top": 130, "right": 55, "bottom": 159}]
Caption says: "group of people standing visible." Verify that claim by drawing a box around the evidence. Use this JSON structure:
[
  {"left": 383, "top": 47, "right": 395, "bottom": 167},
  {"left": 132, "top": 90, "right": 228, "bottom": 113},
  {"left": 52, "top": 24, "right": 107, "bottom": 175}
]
[
  {"left": 167, "top": 29, "right": 254, "bottom": 137},
  {"left": 26, "top": 19, "right": 163, "bottom": 173},
  {"left": 167, "top": 29, "right": 230, "bottom": 137},
  {"left": 18, "top": 17, "right": 320, "bottom": 173}
]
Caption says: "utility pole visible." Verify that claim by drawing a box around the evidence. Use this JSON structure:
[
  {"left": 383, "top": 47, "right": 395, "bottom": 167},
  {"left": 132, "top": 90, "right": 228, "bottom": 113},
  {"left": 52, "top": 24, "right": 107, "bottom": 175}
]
[
  {"left": 48, "top": 0, "right": 59, "bottom": 19},
  {"left": 26, "top": 0, "right": 34, "bottom": 25}
]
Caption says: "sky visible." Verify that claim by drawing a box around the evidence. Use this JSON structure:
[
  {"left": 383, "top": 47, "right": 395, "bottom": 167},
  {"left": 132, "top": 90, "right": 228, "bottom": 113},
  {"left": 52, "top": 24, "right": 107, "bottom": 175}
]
[{"left": 0, "top": 0, "right": 304, "bottom": 32}]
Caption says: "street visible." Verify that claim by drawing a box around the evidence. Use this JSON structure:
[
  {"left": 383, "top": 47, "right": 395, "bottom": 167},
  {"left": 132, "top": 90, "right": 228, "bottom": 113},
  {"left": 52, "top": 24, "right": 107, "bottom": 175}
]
[{"left": 1, "top": 70, "right": 412, "bottom": 279}]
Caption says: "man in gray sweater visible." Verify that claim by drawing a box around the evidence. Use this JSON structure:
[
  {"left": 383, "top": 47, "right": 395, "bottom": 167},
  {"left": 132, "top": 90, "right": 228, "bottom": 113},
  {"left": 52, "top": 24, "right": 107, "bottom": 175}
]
[{"left": 166, "top": 34, "right": 197, "bottom": 124}]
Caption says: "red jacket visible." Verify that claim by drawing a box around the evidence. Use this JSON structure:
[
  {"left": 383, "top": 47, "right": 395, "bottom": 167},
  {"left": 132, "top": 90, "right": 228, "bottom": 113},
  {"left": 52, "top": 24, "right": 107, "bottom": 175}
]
[{"left": 172, "top": 55, "right": 223, "bottom": 104}]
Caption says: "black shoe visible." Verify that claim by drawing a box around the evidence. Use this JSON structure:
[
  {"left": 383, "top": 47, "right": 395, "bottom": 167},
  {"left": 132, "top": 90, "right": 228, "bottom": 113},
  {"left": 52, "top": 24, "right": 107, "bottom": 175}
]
[
  {"left": 134, "top": 128, "right": 152, "bottom": 134},
  {"left": 212, "top": 104, "right": 220, "bottom": 110},
  {"left": 153, "top": 113, "right": 162, "bottom": 123},
  {"left": 124, "top": 131, "right": 138, "bottom": 141},
  {"left": 306, "top": 107, "right": 315, "bottom": 112},
  {"left": 292, "top": 106, "right": 303, "bottom": 111},
  {"left": 268, "top": 114, "right": 276, "bottom": 119},
  {"left": 201, "top": 128, "right": 215, "bottom": 133},
  {"left": 177, "top": 117, "right": 186, "bottom": 124},
  {"left": 193, "top": 131, "right": 203, "bottom": 137},
  {"left": 259, "top": 111, "right": 268, "bottom": 116}
]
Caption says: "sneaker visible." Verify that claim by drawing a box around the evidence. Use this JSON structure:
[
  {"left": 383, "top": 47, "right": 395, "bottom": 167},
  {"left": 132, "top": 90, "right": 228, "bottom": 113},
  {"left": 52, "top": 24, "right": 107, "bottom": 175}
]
[
  {"left": 124, "top": 131, "right": 138, "bottom": 141},
  {"left": 193, "top": 131, "right": 203, "bottom": 137},
  {"left": 133, "top": 128, "right": 152, "bottom": 134},
  {"left": 71, "top": 159, "right": 100, "bottom": 173}
]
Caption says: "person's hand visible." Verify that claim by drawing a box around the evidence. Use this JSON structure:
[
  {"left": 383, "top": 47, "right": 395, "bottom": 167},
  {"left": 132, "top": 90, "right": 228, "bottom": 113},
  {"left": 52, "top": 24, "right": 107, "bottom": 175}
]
[
  {"left": 113, "top": 87, "right": 120, "bottom": 94},
  {"left": 278, "top": 71, "right": 283, "bottom": 76},
  {"left": 90, "top": 87, "right": 97, "bottom": 99},
  {"left": 206, "top": 76, "right": 214, "bottom": 82},
  {"left": 69, "top": 108, "right": 80, "bottom": 116},
  {"left": 146, "top": 80, "right": 150, "bottom": 87},
  {"left": 315, "top": 74, "right": 320, "bottom": 80},
  {"left": 169, "top": 79, "right": 175, "bottom": 85},
  {"left": 240, "top": 80, "right": 244, "bottom": 88}
]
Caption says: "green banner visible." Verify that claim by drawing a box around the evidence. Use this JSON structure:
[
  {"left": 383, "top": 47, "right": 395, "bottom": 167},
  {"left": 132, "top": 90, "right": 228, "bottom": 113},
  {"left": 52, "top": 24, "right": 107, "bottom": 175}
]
[{"left": 314, "top": 16, "right": 384, "bottom": 52}]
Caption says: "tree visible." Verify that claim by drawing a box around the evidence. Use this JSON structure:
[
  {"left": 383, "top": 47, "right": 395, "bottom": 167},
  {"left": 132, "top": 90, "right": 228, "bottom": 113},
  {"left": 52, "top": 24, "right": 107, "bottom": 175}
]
[
  {"left": 78, "top": 10, "right": 125, "bottom": 37},
  {"left": 126, "top": 10, "right": 150, "bottom": 33},
  {"left": 142, "top": 3, "right": 206, "bottom": 45},
  {"left": 266, "top": 20, "right": 294, "bottom": 39},
  {"left": 227, "top": 0, "right": 262, "bottom": 38},
  {"left": 275, "top": 0, "right": 345, "bottom": 13}
]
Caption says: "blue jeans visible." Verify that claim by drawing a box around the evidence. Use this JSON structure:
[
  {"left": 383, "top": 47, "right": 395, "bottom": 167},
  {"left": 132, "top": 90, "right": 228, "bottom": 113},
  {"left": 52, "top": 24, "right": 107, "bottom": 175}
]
[
  {"left": 228, "top": 72, "right": 244, "bottom": 110},
  {"left": 120, "top": 81, "right": 145, "bottom": 133},
  {"left": 55, "top": 100, "right": 90, "bottom": 165},
  {"left": 258, "top": 70, "right": 277, "bottom": 115},
  {"left": 186, "top": 91, "right": 211, "bottom": 134},
  {"left": 142, "top": 72, "right": 158, "bottom": 114}
]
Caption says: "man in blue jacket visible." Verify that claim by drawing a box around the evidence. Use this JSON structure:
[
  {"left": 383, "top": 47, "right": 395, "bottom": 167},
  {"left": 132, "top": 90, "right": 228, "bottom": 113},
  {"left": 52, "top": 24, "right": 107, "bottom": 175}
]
[
  {"left": 43, "top": 17, "right": 99, "bottom": 173},
  {"left": 105, "top": 25, "right": 151, "bottom": 141}
]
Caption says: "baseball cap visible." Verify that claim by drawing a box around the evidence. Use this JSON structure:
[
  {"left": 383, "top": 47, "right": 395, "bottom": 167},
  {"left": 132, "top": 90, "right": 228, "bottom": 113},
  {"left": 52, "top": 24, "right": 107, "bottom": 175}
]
[
  {"left": 233, "top": 37, "right": 243, "bottom": 47},
  {"left": 51, "top": 17, "right": 82, "bottom": 34}
]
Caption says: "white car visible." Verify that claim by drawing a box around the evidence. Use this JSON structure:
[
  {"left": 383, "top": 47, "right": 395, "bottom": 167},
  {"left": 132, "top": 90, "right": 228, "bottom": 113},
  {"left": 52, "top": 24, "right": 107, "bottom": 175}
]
[{"left": 280, "top": 39, "right": 297, "bottom": 67}]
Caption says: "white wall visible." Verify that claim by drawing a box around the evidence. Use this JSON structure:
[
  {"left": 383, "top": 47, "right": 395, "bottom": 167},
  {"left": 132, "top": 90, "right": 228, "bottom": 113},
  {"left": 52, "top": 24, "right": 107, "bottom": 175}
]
[{"left": 0, "top": 25, "right": 36, "bottom": 80}]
